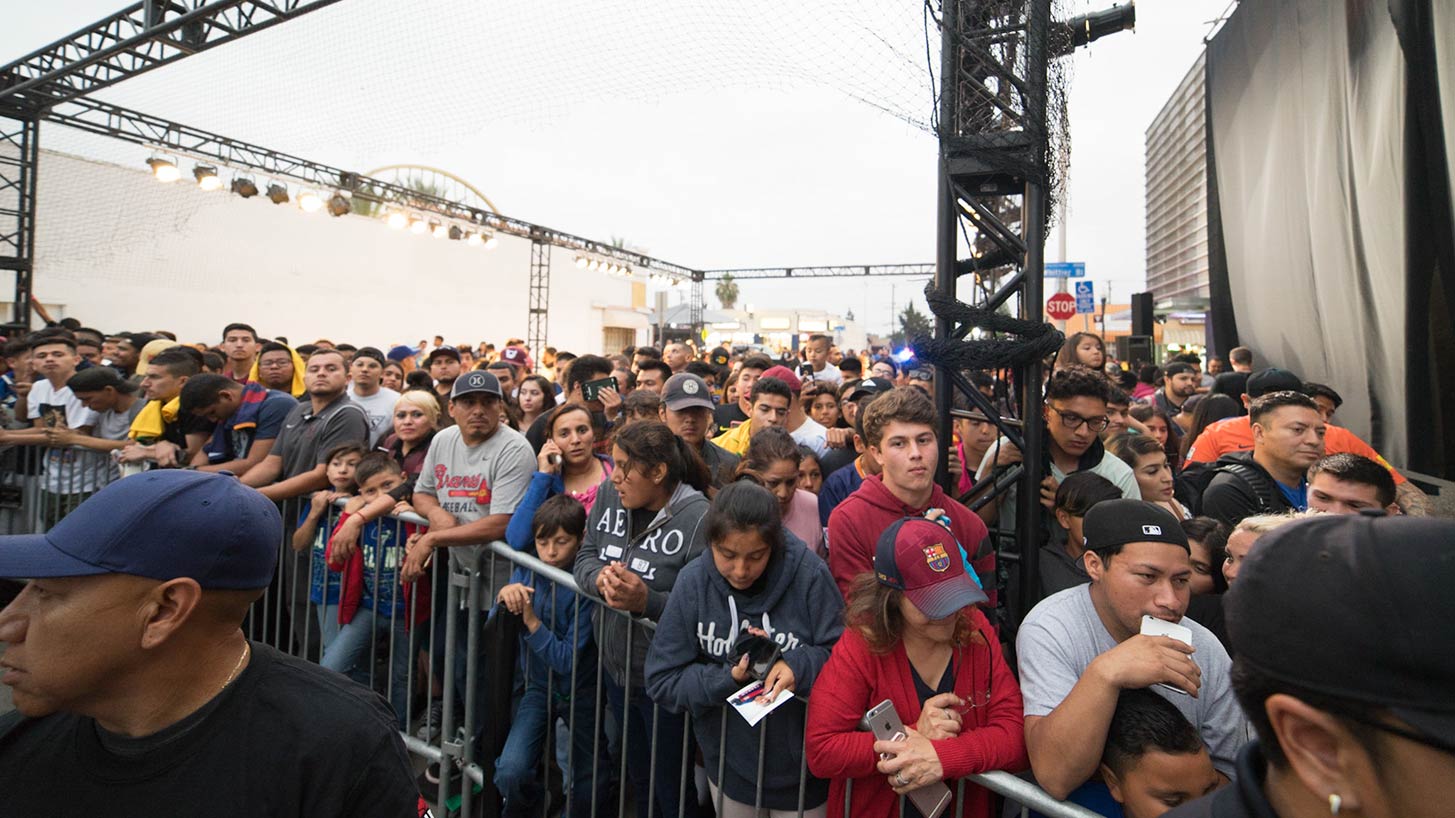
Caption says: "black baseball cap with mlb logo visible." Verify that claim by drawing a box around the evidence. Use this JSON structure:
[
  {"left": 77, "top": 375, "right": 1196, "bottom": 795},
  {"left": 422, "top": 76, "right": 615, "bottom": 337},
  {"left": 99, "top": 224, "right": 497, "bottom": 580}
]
[{"left": 1082, "top": 499, "right": 1189, "bottom": 554}]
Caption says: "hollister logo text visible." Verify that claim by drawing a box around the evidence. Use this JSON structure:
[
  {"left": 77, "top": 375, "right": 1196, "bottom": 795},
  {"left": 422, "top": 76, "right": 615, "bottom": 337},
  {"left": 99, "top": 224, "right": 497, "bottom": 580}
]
[
  {"left": 922, "top": 544, "right": 950, "bottom": 573},
  {"left": 434, "top": 465, "right": 491, "bottom": 505}
]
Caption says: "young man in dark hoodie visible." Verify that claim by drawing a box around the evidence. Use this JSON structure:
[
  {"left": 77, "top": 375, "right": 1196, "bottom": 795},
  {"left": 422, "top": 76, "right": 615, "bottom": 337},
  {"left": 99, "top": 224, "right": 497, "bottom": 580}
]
[
  {"left": 646, "top": 481, "right": 844, "bottom": 817},
  {"left": 825, "top": 386, "right": 995, "bottom": 608},
  {"left": 572, "top": 420, "right": 712, "bottom": 818}
]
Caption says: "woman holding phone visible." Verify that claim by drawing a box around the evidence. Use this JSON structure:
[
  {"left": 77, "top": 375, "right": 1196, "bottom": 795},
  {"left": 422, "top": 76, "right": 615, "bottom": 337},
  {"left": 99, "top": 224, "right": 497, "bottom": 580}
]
[
  {"left": 805, "top": 516, "right": 1028, "bottom": 818},
  {"left": 646, "top": 482, "right": 844, "bottom": 817},
  {"left": 505, "top": 403, "right": 612, "bottom": 550}
]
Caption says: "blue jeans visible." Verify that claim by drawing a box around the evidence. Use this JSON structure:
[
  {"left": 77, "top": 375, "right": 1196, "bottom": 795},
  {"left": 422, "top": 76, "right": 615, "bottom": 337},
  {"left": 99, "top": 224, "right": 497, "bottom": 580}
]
[
  {"left": 496, "top": 682, "right": 613, "bottom": 818},
  {"left": 320, "top": 604, "right": 412, "bottom": 724},
  {"left": 606, "top": 677, "right": 704, "bottom": 818}
]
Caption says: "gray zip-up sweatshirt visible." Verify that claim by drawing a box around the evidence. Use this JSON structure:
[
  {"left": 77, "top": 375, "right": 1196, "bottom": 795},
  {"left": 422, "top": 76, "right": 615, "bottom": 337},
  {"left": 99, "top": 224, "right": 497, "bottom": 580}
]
[{"left": 572, "top": 479, "right": 710, "bottom": 687}]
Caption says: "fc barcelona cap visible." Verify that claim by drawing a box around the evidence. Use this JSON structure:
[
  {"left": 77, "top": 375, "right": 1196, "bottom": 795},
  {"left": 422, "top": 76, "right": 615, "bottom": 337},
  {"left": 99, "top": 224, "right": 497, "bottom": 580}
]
[
  {"left": 0, "top": 470, "right": 281, "bottom": 589},
  {"left": 874, "top": 517, "right": 986, "bottom": 619},
  {"left": 1082, "top": 499, "right": 1189, "bottom": 553},
  {"left": 451, "top": 369, "right": 503, "bottom": 400}
]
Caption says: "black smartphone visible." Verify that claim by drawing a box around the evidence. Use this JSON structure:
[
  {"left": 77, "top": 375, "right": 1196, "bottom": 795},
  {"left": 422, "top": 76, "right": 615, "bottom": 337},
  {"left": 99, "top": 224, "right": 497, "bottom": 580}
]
[
  {"left": 582, "top": 376, "right": 619, "bottom": 402},
  {"left": 798, "top": 363, "right": 814, "bottom": 378},
  {"left": 732, "top": 632, "right": 781, "bottom": 680}
]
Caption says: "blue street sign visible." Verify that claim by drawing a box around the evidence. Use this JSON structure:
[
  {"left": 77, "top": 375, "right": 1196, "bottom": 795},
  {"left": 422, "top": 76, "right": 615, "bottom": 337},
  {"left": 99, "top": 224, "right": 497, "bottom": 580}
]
[
  {"left": 1074, "top": 280, "right": 1096, "bottom": 314},
  {"left": 1045, "top": 262, "right": 1086, "bottom": 278}
]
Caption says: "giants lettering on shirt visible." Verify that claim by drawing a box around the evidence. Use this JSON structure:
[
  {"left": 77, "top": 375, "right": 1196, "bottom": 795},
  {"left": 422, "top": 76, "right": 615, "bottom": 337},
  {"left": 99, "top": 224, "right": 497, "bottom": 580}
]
[{"left": 433, "top": 465, "right": 492, "bottom": 505}]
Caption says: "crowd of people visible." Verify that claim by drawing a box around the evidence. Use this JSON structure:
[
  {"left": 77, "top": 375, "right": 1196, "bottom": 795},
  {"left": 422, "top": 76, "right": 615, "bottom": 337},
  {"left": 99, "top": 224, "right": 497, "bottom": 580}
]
[{"left": 0, "top": 319, "right": 1450, "bottom": 818}]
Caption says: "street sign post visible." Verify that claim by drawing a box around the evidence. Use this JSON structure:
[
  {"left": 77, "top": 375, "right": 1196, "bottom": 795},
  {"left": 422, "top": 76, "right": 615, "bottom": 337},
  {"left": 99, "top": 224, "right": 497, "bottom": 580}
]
[
  {"left": 1074, "top": 280, "right": 1096, "bottom": 314},
  {"left": 1045, "top": 262, "right": 1086, "bottom": 278},
  {"left": 1046, "top": 292, "right": 1077, "bottom": 321}
]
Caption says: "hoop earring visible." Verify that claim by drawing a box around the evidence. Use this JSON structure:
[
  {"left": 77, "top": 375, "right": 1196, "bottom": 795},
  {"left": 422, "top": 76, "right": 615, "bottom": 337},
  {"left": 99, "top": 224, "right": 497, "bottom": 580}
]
[{"left": 1328, "top": 794, "right": 1342, "bottom": 816}]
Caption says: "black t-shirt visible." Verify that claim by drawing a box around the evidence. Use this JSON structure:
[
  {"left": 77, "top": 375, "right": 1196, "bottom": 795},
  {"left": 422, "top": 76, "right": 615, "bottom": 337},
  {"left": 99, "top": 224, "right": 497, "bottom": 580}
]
[
  {"left": 817, "top": 444, "right": 857, "bottom": 480},
  {"left": 713, "top": 402, "right": 749, "bottom": 436},
  {"left": 0, "top": 642, "right": 418, "bottom": 818}
]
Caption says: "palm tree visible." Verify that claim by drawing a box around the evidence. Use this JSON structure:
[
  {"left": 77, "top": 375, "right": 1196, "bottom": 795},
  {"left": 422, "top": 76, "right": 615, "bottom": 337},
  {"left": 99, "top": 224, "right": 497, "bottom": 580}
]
[{"left": 715, "top": 274, "right": 739, "bottom": 310}]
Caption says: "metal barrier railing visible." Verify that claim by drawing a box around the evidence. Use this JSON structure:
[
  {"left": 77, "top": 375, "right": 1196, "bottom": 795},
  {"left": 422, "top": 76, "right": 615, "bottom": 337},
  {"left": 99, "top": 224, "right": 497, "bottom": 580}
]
[{"left": 0, "top": 449, "right": 1109, "bottom": 818}]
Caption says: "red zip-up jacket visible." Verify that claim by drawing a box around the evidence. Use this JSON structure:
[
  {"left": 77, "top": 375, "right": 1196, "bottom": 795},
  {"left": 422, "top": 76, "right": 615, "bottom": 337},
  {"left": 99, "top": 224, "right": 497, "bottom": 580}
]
[
  {"left": 826, "top": 475, "right": 995, "bottom": 609},
  {"left": 804, "top": 608, "right": 1028, "bottom": 818}
]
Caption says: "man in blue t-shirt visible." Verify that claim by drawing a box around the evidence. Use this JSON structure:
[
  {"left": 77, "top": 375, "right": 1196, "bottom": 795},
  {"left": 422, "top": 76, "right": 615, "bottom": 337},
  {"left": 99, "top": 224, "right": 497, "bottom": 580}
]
[{"left": 180, "top": 373, "right": 298, "bottom": 480}]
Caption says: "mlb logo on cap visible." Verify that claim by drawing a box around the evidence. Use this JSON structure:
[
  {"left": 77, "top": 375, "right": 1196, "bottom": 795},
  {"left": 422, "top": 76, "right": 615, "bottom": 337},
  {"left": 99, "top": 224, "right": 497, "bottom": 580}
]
[{"left": 1142, "top": 524, "right": 1163, "bottom": 536}]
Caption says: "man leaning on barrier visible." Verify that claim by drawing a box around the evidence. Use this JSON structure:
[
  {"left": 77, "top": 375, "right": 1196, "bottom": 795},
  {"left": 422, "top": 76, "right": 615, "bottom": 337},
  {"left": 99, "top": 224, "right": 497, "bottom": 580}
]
[{"left": 0, "top": 470, "right": 419, "bottom": 816}]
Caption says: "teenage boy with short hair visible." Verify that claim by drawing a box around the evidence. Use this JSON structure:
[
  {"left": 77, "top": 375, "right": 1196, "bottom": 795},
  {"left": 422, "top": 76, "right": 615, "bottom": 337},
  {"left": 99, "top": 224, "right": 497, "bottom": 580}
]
[
  {"left": 1017, "top": 499, "right": 1245, "bottom": 801},
  {"left": 1306, "top": 453, "right": 1398, "bottom": 515},
  {"left": 220, "top": 322, "right": 261, "bottom": 383},
  {"left": 346, "top": 346, "right": 401, "bottom": 446},
  {"left": 120, "top": 348, "right": 212, "bottom": 469},
  {"left": 824, "top": 386, "right": 993, "bottom": 605},
  {"left": 179, "top": 373, "right": 297, "bottom": 477},
  {"left": 0, "top": 336, "right": 102, "bottom": 525},
  {"left": 713, "top": 353, "right": 773, "bottom": 433},
  {"left": 710, "top": 375, "right": 793, "bottom": 456}
]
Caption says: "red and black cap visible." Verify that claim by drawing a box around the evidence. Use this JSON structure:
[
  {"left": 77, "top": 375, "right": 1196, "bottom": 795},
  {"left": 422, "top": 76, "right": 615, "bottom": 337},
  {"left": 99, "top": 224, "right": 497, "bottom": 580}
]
[{"left": 874, "top": 516, "right": 987, "bottom": 619}]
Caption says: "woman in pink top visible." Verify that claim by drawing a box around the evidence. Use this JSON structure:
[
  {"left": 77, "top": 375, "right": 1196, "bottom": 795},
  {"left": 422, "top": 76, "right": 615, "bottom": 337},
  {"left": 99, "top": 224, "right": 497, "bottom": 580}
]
[{"left": 737, "top": 426, "right": 826, "bottom": 557}]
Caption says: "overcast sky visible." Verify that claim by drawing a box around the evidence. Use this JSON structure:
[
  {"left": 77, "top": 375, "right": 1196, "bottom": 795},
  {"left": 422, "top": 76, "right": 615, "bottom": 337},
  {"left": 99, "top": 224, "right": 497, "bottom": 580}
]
[{"left": 4, "top": 0, "right": 1231, "bottom": 335}]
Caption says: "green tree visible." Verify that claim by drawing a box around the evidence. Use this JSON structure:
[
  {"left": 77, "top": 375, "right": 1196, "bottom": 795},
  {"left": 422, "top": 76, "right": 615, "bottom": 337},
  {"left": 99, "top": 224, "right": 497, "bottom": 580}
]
[
  {"left": 715, "top": 274, "right": 740, "bottom": 310},
  {"left": 890, "top": 302, "right": 932, "bottom": 347}
]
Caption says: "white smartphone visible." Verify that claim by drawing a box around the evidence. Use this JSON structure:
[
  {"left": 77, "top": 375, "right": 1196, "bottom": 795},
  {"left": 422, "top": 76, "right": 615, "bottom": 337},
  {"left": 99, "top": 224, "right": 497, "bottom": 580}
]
[
  {"left": 1140, "top": 615, "right": 1194, "bottom": 696},
  {"left": 864, "top": 699, "right": 953, "bottom": 818}
]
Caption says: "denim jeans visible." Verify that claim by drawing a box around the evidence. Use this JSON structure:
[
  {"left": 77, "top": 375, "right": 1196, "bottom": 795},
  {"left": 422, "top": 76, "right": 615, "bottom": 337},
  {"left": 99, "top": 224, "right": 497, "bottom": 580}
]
[
  {"left": 495, "top": 682, "right": 613, "bottom": 818},
  {"left": 319, "top": 604, "right": 412, "bottom": 724},
  {"left": 606, "top": 677, "right": 704, "bottom": 818}
]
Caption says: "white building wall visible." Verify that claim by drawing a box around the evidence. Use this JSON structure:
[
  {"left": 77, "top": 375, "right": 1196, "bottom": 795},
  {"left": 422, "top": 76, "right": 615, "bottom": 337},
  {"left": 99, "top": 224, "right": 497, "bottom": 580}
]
[{"left": 14, "top": 150, "right": 645, "bottom": 353}]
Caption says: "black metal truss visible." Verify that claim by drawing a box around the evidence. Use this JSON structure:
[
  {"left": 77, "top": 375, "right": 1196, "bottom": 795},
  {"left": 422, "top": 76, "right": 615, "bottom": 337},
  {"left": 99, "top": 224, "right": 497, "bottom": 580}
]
[
  {"left": 0, "top": 115, "right": 40, "bottom": 323},
  {"left": 527, "top": 240, "right": 550, "bottom": 362},
  {"left": 0, "top": 0, "right": 346, "bottom": 116},
  {"left": 43, "top": 97, "right": 702, "bottom": 280},
  {"left": 700, "top": 263, "right": 936, "bottom": 281}
]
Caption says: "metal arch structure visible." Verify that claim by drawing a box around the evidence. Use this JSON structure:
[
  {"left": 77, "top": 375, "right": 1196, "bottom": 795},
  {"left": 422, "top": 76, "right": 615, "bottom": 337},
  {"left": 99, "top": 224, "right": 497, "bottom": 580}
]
[
  {"left": 363, "top": 165, "right": 501, "bottom": 214},
  {"left": 0, "top": 0, "right": 344, "bottom": 326}
]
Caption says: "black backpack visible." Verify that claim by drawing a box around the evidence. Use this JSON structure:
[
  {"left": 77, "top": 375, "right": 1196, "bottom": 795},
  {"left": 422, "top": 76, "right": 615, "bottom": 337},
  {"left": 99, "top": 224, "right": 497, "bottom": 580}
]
[{"left": 1178, "top": 459, "right": 1282, "bottom": 517}]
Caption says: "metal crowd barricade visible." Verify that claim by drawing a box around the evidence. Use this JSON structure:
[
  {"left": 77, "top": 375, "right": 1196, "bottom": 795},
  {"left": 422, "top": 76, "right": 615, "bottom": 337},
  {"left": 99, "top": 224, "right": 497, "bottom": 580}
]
[{"left": 0, "top": 443, "right": 121, "bottom": 535}]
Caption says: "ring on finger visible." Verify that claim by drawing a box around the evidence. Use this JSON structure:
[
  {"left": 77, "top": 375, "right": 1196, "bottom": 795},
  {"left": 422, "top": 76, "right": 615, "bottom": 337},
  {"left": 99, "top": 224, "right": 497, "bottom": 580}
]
[{"left": 894, "top": 772, "right": 908, "bottom": 787}]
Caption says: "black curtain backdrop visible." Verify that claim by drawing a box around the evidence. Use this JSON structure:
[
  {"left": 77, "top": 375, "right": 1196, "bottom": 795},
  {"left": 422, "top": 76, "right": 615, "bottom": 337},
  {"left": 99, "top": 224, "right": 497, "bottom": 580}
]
[{"left": 1205, "top": 0, "right": 1455, "bottom": 477}]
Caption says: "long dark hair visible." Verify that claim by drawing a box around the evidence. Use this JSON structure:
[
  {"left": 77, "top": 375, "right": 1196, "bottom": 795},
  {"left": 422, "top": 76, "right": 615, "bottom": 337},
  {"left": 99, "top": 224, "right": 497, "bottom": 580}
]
[
  {"left": 518, "top": 374, "right": 558, "bottom": 415},
  {"left": 737, "top": 426, "right": 802, "bottom": 477},
  {"left": 705, "top": 481, "right": 785, "bottom": 555},
  {"left": 1179, "top": 393, "right": 1241, "bottom": 461},
  {"left": 612, "top": 420, "right": 710, "bottom": 493}
]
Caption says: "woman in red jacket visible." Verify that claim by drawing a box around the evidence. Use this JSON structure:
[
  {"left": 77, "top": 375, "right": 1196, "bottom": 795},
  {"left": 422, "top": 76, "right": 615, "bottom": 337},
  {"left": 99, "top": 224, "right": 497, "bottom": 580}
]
[{"left": 805, "top": 516, "right": 1028, "bottom": 818}]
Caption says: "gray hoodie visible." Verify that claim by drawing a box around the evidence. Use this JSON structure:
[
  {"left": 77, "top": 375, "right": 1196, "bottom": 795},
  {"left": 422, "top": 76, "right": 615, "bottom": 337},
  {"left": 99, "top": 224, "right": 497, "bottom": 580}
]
[{"left": 572, "top": 479, "right": 710, "bottom": 687}]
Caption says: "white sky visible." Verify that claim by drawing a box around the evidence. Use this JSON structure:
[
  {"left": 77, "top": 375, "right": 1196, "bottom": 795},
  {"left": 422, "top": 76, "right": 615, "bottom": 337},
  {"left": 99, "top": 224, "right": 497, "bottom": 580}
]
[{"left": 4, "top": 0, "right": 1231, "bottom": 335}]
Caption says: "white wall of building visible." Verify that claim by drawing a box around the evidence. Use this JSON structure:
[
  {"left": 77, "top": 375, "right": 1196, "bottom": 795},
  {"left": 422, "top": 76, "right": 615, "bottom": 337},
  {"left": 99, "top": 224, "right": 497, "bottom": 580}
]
[{"left": 12, "top": 151, "right": 647, "bottom": 353}]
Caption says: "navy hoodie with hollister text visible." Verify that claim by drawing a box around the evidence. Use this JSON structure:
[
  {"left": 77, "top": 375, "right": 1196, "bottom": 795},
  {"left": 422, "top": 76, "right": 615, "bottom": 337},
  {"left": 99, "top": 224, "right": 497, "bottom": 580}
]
[
  {"left": 572, "top": 479, "right": 710, "bottom": 688},
  {"left": 644, "top": 532, "right": 845, "bottom": 810}
]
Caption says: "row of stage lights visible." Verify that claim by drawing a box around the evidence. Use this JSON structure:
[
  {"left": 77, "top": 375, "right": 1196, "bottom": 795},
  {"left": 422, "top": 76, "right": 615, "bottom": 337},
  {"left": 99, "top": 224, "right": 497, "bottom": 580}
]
[
  {"left": 574, "top": 254, "right": 685, "bottom": 286},
  {"left": 143, "top": 154, "right": 497, "bottom": 247}
]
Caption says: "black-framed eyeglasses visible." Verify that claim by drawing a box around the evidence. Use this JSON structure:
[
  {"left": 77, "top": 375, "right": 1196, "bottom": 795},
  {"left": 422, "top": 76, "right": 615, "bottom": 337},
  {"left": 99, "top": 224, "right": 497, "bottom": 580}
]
[{"left": 1051, "top": 408, "right": 1110, "bottom": 433}]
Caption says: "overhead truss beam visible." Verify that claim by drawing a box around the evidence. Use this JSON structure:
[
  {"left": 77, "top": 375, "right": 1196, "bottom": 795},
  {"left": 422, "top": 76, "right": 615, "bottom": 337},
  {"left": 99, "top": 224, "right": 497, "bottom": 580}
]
[
  {"left": 0, "top": 0, "right": 346, "bottom": 115},
  {"left": 701, "top": 263, "right": 935, "bottom": 281}
]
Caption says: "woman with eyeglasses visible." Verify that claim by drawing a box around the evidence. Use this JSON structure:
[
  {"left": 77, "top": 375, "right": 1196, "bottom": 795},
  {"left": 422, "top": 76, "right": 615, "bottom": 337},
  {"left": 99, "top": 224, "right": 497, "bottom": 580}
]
[{"left": 806, "top": 516, "right": 1028, "bottom": 818}]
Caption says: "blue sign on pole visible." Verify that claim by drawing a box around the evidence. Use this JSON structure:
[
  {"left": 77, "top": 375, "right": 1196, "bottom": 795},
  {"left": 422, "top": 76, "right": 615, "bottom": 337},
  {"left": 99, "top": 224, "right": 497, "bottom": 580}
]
[
  {"left": 1045, "top": 262, "right": 1086, "bottom": 278},
  {"left": 1074, "top": 280, "right": 1096, "bottom": 314}
]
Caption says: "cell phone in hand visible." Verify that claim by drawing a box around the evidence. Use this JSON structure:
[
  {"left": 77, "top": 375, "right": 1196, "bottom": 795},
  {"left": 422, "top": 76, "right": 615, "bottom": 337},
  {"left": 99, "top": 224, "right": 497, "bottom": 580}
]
[
  {"left": 1140, "top": 615, "right": 1194, "bottom": 696},
  {"left": 864, "top": 699, "right": 952, "bottom": 818},
  {"left": 732, "top": 632, "right": 781, "bottom": 681},
  {"left": 582, "top": 376, "right": 618, "bottom": 402}
]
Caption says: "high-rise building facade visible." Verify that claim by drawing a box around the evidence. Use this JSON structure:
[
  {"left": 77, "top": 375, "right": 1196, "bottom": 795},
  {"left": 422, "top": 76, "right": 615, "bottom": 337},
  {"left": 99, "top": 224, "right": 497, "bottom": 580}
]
[{"left": 1145, "top": 53, "right": 1209, "bottom": 303}]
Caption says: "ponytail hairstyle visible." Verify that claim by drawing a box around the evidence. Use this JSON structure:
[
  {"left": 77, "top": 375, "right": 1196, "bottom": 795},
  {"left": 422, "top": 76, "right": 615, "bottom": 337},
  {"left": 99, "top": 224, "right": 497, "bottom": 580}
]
[
  {"left": 736, "top": 426, "right": 802, "bottom": 478},
  {"left": 612, "top": 420, "right": 710, "bottom": 494},
  {"left": 705, "top": 481, "right": 786, "bottom": 556}
]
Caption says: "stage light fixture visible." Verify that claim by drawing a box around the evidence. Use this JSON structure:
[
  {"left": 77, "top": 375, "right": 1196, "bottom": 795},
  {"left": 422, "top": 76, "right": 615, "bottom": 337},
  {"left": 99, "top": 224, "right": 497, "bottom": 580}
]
[
  {"left": 431, "top": 222, "right": 448, "bottom": 239},
  {"left": 482, "top": 234, "right": 498, "bottom": 250},
  {"left": 409, "top": 216, "right": 428, "bottom": 235},
  {"left": 587, "top": 259, "right": 600, "bottom": 271},
  {"left": 192, "top": 165, "right": 221, "bottom": 191},
  {"left": 147, "top": 157, "right": 180, "bottom": 183},
  {"left": 326, "top": 192, "right": 352, "bottom": 217},
  {"left": 231, "top": 178, "right": 259, "bottom": 198},
  {"left": 448, "top": 225, "right": 464, "bottom": 241},
  {"left": 297, "top": 190, "right": 324, "bottom": 213},
  {"left": 466, "top": 231, "right": 483, "bottom": 246},
  {"left": 266, "top": 183, "right": 290, "bottom": 204},
  {"left": 575, "top": 255, "right": 588, "bottom": 268},
  {"left": 386, "top": 210, "right": 408, "bottom": 229}
]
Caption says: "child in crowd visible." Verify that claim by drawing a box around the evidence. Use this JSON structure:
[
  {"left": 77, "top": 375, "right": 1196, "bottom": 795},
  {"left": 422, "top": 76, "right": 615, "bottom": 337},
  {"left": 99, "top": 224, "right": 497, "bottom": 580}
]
[
  {"left": 1041, "top": 471, "right": 1123, "bottom": 597},
  {"left": 646, "top": 482, "right": 844, "bottom": 818},
  {"left": 320, "top": 452, "right": 426, "bottom": 725},
  {"left": 292, "top": 443, "right": 365, "bottom": 653},
  {"left": 796, "top": 446, "right": 824, "bottom": 495},
  {"left": 1098, "top": 689, "right": 1222, "bottom": 818},
  {"left": 493, "top": 495, "right": 611, "bottom": 818}
]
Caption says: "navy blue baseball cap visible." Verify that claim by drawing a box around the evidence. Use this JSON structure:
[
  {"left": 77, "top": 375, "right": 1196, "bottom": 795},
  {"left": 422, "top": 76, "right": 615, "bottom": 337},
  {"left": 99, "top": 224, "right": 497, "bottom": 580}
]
[
  {"left": 0, "top": 471, "right": 282, "bottom": 589},
  {"left": 874, "top": 516, "right": 987, "bottom": 618}
]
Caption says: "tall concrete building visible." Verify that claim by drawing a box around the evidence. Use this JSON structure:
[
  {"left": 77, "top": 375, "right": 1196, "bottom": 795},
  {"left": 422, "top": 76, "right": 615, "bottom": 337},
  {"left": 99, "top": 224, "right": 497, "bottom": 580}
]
[{"left": 1144, "top": 53, "right": 1209, "bottom": 304}]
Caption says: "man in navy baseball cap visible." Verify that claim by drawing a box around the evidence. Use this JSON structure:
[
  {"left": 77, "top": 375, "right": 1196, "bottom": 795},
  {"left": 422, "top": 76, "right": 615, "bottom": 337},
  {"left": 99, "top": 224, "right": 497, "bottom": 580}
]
[{"left": 0, "top": 471, "right": 419, "bottom": 815}]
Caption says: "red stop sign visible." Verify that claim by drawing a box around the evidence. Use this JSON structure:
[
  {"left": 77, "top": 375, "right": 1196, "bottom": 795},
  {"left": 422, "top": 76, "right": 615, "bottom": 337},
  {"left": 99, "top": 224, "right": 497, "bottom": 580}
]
[{"left": 1046, "top": 292, "right": 1077, "bottom": 321}]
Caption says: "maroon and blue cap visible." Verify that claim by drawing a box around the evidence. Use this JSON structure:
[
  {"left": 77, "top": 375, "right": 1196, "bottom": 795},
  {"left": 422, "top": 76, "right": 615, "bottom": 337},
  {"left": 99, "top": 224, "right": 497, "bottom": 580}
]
[
  {"left": 0, "top": 471, "right": 282, "bottom": 590},
  {"left": 874, "top": 516, "right": 987, "bottom": 619}
]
